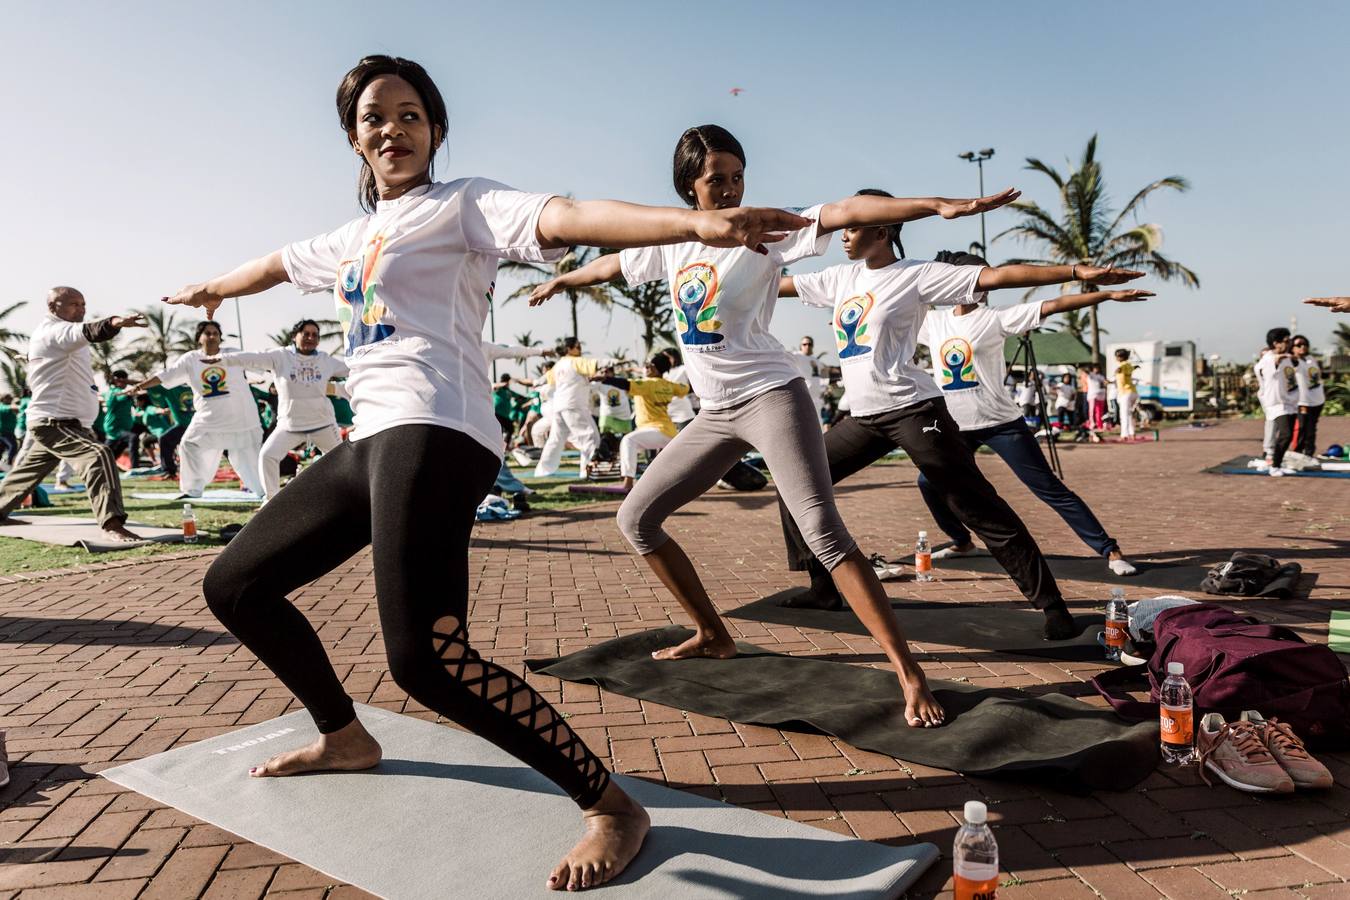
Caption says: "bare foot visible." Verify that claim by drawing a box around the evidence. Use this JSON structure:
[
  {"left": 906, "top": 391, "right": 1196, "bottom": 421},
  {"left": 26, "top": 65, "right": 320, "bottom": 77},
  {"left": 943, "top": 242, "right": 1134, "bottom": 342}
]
[
  {"left": 651, "top": 630, "right": 737, "bottom": 661},
  {"left": 901, "top": 673, "right": 945, "bottom": 728},
  {"left": 548, "top": 781, "right": 651, "bottom": 891},
  {"left": 249, "top": 717, "right": 382, "bottom": 777},
  {"left": 102, "top": 523, "right": 143, "bottom": 542}
]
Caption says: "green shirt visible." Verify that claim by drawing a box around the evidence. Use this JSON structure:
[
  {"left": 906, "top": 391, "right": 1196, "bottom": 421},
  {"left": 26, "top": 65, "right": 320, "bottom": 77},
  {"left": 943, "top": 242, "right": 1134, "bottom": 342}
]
[
  {"left": 16, "top": 397, "right": 29, "bottom": 435},
  {"left": 0, "top": 404, "right": 16, "bottom": 438},
  {"left": 101, "top": 388, "right": 135, "bottom": 436},
  {"left": 147, "top": 385, "right": 194, "bottom": 429},
  {"left": 329, "top": 395, "right": 354, "bottom": 427},
  {"left": 250, "top": 385, "right": 276, "bottom": 431},
  {"left": 493, "top": 386, "right": 526, "bottom": 420}
]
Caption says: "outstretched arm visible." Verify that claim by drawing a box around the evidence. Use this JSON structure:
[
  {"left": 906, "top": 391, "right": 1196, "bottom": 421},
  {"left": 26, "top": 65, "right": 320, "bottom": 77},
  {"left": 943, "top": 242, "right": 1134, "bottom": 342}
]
[
  {"left": 1038, "top": 290, "right": 1154, "bottom": 320},
  {"left": 125, "top": 375, "right": 163, "bottom": 395},
  {"left": 162, "top": 250, "right": 289, "bottom": 320},
  {"left": 978, "top": 263, "right": 1144, "bottom": 291},
  {"left": 537, "top": 198, "right": 810, "bottom": 254},
  {"left": 816, "top": 188, "right": 1021, "bottom": 234},
  {"left": 1304, "top": 296, "right": 1350, "bottom": 313},
  {"left": 528, "top": 254, "right": 623, "bottom": 306}
]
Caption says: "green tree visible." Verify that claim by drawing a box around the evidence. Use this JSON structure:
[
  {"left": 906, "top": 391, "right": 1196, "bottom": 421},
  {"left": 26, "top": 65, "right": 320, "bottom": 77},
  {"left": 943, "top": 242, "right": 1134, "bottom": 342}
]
[
  {"left": 120, "top": 306, "right": 196, "bottom": 374},
  {"left": 0, "top": 300, "right": 30, "bottom": 365},
  {"left": 1334, "top": 321, "right": 1350, "bottom": 354},
  {"left": 501, "top": 246, "right": 615, "bottom": 340},
  {"left": 609, "top": 276, "right": 676, "bottom": 357},
  {"left": 0, "top": 356, "right": 26, "bottom": 395},
  {"left": 996, "top": 134, "right": 1199, "bottom": 361}
]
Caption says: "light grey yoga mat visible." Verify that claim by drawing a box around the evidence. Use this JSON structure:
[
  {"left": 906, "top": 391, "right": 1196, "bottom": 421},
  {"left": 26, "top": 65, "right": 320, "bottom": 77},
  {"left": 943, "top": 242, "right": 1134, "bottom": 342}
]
[
  {"left": 130, "top": 489, "right": 262, "bottom": 504},
  {"left": 102, "top": 705, "right": 937, "bottom": 899},
  {"left": 1, "top": 514, "right": 183, "bottom": 552}
]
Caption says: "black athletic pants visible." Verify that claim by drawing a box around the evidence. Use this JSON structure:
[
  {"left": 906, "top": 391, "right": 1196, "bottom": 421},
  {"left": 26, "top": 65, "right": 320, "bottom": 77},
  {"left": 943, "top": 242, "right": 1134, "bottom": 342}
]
[
  {"left": 158, "top": 425, "right": 185, "bottom": 477},
  {"left": 202, "top": 424, "right": 610, "bottom": 808},
  {"left": 1270, "top": 413, "right": 1295, "bottom": 468},
  {"left": 779, "top": 398, "right": 1064, "bottom": 610},
  {"left": 1294, "top": 404, "right": 1323, "bottom": 457}
]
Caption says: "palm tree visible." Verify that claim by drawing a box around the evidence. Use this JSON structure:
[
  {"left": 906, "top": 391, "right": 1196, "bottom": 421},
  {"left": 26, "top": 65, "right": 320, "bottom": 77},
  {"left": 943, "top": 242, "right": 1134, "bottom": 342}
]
[
  {"left": 0, "top": 356, "right": 26, "bottom": 395},
  {"left": 0, "top": 300, "right": 30, "bottom": 364},
  {"left": 501, "top": 246, "right": 615, "bottom": 340},
  {"left": 89, "top": 337, "right": 127, "bottom": 383},
  {"left": 996, "top": 135, "right": 1199, "bottom": 361},
  {"left": 1039, "top": 307, "right": 1100, "bottom": 344},
  {"left": 1334, "top": 322, "right": 1350, "bottom": 355},
  {"left": 609, "top": 276, "right": 676, "bottom": 356},
  {"left": 122, "top": 306, "right": 196, "bottom": 373},
  {"left": 512, "top": 330, "right": 535, "bottom": 348}
]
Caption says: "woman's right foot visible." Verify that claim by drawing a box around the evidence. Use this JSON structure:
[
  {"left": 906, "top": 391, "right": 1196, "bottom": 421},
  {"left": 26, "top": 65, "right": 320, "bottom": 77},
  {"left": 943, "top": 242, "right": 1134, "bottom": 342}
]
[
  {"left": 548, "top": 781, "right": 651, "bottom": 891},
  {"left": 900, "top": 672, "right": 945, "bottom": 728},
  {"left": 250, "top": 718, "right": 382, "bottom": 777},
  {"left": 651, "top": 630, "right": 737, "bottom": 661},
  {"left": 932, "top": 542, "right": 986, "bottom": 560},
  {"left": 1042, "top": 604, "right": 1077, "bottom": 641}
]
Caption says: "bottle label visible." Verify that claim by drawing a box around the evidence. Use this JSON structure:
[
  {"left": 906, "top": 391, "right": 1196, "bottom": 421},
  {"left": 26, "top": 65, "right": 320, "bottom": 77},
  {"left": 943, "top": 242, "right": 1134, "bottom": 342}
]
[
  {"left": 183, "top": 521, "right": 196, "bottom": 537},
  {"left": 1105, "top": 620, "right": 1126, "bottom": 648},
  {"left": 915, "top": 552, "right": 932, "bottom": 573},
  {"left": 954, "top": 860, "right": 999, "bottom": 900},
  {"left": 1160, "top": 703, "right": 1193, "bottom": 745}
]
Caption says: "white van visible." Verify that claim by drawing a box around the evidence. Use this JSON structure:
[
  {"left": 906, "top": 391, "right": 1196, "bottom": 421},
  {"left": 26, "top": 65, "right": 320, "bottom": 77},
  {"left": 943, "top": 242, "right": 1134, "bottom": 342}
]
[{"left": 1106, "top": 340, "right": 1196, "bottom": 420}]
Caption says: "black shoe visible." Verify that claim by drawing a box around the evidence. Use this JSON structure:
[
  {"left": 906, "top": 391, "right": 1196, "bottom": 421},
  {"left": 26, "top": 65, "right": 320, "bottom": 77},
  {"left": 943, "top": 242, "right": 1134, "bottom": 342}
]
[
  {"left": 780, "top": 581, "right": 846, "bottom": 611},
  {"left": 511, "top": 495, "right": 530, "bottom": 513},
  {"left": 1042, "top": 604, "right": 1077, "bottom": 641}
]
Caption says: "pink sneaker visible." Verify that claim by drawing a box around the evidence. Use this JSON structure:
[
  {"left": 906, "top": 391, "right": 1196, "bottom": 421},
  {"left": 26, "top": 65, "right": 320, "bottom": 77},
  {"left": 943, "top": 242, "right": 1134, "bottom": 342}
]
[
  {"left": 1197, "top": 714, "right": 1294, "bottom": 794},
  {"left": 1241, "top": 711, "right": 1333, "bottom": 790}
]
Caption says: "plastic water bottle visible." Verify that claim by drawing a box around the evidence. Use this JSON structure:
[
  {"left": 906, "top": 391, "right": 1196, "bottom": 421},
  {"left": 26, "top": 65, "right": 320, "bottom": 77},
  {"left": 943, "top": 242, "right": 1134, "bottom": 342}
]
[
  {"left": 182, "top": 503, "right": 198, "bottom": 544},
  {"left": 915, "top": 531, "right": 934, "bottom": 583},
  {"left": 953, "top": 800, "right": 998, "bottom": 900},
  {"left": 1104, "top": 588, "right": 1128, "bottom": 661},
  {"left": 1160, "top": 662, "right": 1195, "bottom": 765}
]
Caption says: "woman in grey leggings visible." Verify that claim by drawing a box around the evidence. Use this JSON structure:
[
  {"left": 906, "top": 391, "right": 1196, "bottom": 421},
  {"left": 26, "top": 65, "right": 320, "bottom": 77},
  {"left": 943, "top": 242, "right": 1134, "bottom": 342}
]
[{"left": 529, "top": 124, "right": 1015, "bottom": 728}]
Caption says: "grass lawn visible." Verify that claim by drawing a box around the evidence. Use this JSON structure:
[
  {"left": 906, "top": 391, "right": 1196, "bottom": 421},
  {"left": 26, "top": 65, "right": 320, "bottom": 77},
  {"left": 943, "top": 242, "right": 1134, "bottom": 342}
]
[{"left": 0, "top": 463, "right": 624, "bottom": 575}]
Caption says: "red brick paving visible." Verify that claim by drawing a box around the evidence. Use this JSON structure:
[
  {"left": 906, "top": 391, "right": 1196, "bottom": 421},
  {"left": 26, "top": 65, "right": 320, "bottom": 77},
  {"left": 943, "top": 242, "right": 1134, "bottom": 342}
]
[{"left": 1, "top": 418, "right": 1347, "bottom": 898}]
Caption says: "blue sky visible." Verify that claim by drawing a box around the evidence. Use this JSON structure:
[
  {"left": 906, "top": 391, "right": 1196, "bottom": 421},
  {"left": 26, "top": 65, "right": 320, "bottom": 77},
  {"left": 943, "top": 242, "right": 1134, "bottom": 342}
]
[{"left": 6, "top": 0, "right": 1348, "bottom": 375}]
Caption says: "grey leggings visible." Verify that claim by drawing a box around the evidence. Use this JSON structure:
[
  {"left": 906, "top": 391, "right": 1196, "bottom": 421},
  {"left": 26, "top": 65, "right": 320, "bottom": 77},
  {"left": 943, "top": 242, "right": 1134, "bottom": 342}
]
[{"left": 617, "top": 378, "right": 857, "bottom": 569}]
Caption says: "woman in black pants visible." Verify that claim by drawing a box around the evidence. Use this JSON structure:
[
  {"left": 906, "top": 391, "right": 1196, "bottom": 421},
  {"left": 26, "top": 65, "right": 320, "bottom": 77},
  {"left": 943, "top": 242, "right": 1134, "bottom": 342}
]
[
  {"left": 775, "top": 192, "right": 1146, "bottom": 638},
  {"left": 163, "top": 55, "right": 809, "bottom": 893}
]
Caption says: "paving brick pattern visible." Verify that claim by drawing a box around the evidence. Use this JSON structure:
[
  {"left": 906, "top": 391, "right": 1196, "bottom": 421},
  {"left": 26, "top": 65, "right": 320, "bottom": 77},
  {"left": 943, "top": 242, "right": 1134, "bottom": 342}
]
[{"left": 1, "top": 418, "right": 1347, "bottom": 898}]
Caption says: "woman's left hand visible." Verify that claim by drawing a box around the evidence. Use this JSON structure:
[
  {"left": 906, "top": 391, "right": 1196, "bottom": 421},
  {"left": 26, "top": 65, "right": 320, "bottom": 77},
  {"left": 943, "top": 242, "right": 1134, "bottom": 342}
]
[{"left": 937, "top": 188, "right": 1021, "bottom": 219}]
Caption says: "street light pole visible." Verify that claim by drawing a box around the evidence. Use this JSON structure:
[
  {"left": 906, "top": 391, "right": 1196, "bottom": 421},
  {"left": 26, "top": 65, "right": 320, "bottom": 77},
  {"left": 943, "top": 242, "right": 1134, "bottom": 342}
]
[
  {"left": 957, "top": 148, "right": 995, "bottom": 260},
  {"left": 234, "top": 298, "right": 245, "bottom": 349}
]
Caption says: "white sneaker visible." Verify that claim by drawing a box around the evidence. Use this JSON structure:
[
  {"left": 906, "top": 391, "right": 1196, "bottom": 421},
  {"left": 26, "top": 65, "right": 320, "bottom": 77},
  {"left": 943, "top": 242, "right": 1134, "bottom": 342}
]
[
  {"left": 1268, "top": 468, "right": 1285, "bottom": 477},
  {"left": 869, "top": 554, "right": 904, "bottom": 581},
  {"left": 932, "top": 544, "right": 988, "bottom": 560},
  {"left": 1108, "top": 558, "right": 1138, "bottom": 576},
  {"left": 1277, "top": 467, "right": 1297, "bottom": 476}
]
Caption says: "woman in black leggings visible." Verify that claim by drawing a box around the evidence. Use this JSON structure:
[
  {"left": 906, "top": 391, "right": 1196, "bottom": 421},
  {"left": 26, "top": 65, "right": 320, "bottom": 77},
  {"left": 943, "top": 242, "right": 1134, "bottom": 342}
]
[{"left": 163, "top": 55, "right": 808, "bottom": 893}]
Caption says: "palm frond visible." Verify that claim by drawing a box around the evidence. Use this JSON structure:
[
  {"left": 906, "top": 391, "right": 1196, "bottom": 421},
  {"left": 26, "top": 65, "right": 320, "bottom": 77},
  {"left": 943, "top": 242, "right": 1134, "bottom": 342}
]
[
  {"left": 1106, "top": 176, "right": 1190, "bottom": 234},
  {"left": 1022, "top": 158, "right": 1066, "bottom": 190}
]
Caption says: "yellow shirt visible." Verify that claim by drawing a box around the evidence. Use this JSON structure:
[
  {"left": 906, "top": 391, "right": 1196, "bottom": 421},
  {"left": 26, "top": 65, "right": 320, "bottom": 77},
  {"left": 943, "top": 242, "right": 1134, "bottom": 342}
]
[
  {"left": 1115, "top": 361, "right": 1137, "bottom": 395},
  {"left": 628, "top": 378, "right": 691, "bottom": 437}
]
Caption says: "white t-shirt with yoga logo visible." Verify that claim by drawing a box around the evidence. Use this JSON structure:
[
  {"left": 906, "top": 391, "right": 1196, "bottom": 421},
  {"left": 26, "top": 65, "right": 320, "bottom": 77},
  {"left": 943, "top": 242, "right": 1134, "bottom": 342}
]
[
  {"left": 157, "top": 349, "right": 263, "bottom": 435},
  {"left": 1254, "top": 352, "right": 1299, "bottom": 419},
  {"left": 1296, "top": 357, "right": 1325, "bottom": 407},
  {"left": 282, "top": 179, "right": 565, "bottom": 457},
  {"left": 216, "top": 347, "right": 349, "bottom": 433},
  {"left": 918, "top": 300, "right": 1045, "bottom": 431},
  {"left": 618, "top": 206, "right": 829, "bottom": 410},
  {"left": 791, "top": 259, "right": 982, "bottom": 417}
]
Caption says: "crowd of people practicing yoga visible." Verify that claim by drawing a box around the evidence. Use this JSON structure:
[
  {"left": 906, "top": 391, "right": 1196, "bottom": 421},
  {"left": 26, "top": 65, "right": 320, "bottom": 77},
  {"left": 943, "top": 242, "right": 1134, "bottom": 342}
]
[{"left": 1, "top": 54, "right": 1345, "bottom": 892}]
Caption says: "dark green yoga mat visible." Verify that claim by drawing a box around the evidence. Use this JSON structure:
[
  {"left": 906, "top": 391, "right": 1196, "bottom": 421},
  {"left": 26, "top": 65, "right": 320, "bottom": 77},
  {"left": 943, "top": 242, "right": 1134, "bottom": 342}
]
[
  {"left": 729, "top": 589, "right": 1105, "bottom": 661},
  {"left": 527, "top": 627, "right": 1158, "bottom": 793},
  {"left": 901, "top": 554, "right": 1209, "bottom": 593}
]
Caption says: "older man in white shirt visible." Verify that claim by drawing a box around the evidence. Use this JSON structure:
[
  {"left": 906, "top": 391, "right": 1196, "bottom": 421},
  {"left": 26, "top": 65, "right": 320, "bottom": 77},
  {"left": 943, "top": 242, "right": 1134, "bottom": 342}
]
[{"left": 0, "top": 287, "right": 147, "bottom": 541}]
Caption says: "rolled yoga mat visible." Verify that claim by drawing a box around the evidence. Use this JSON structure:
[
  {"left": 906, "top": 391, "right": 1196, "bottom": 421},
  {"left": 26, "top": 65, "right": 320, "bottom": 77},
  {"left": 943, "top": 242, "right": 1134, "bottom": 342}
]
[
  {"left": 102, "top": 704, "right": 937, "bottom": 899},
  {"left": 729, "top": 589, "right": 1105, "bottom": 662},
  {"left": 528, "top": 627, "right": 1158, "bottom": 793}
]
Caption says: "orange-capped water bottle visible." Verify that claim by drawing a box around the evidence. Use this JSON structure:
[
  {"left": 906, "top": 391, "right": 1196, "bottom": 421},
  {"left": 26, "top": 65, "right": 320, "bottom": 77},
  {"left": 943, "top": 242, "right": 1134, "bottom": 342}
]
[
  {"left": 1104, "top": 587, "right": 1128, "bottom": 661},
  {"left": 915, "top": 530, "right": 933, "bottom": 583},
  {"left": 1160, "top": 661, "right": 1195, "bottom": 765},
  {"left": 182, "top": 503, "right": 198, "bottom": 544},
  {"left": 954, "top": 800, "right": 998, "bottom": 900}
]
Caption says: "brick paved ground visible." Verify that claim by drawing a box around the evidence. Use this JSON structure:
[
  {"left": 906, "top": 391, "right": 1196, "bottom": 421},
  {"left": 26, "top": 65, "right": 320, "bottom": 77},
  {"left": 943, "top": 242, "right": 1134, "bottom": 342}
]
[{"left": 1, "top": 417, "right": 1347, "bottom": 899}]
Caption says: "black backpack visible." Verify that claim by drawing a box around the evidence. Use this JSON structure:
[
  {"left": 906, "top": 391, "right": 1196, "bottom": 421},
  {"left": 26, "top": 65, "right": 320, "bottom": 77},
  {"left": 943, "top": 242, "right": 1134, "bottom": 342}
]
[{"left": 1200, "top": 552, "right": 1303, "bottom": 598}]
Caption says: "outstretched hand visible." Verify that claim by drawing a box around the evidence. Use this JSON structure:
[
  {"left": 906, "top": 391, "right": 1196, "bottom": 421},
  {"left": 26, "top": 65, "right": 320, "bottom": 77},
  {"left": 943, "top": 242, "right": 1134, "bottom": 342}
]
[
  {"left": 110, "top": 313, "right": 149, "bottom": 330},
  {"left": 163, "top": 283, "right": 224, "bottom": 319},
  {"left": 1304, "top": 296, "right": 1350, "bottom": 313},
  {"left": 937, "top": 187, "right": 1021, "bottom": 220},
  {"left": 695, "top": 207, "right": 813, "bottom": 254},
  {"left": 528, "top": 280, "right": 565, "bottom": 307},
  {"left": 1078, "top": 265, "right": 1145, "bottom": 285},
  {"left": 1105, "top": 290, "right": 1154, "bottom": 302}
]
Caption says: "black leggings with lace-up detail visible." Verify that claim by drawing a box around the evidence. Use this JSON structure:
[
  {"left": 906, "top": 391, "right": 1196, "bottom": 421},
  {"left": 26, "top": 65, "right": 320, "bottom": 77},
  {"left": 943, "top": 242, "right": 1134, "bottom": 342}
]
[{"left": 202, "top": 423, "right": 610, "bottom": 808}]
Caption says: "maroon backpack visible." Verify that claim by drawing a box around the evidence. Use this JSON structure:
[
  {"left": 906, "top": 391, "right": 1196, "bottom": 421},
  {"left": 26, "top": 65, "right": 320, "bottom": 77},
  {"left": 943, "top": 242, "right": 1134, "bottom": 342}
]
[{"left": 1092, "top": 604, "right": 1350, "bottom": 748}]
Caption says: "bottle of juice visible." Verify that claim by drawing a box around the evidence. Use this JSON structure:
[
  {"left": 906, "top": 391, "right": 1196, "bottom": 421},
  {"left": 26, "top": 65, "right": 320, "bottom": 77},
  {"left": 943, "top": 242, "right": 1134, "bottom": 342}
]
[
  {"left": 954, "top": 800, "right": 998, "bottom": 900},
  {"left": 915, "top": 530, "right": 933, "bottom": 583}
]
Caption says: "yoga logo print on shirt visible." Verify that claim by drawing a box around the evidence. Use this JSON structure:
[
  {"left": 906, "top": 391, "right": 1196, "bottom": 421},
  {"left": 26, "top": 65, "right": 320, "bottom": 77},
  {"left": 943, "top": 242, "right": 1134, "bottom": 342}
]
[
  {"left": 291, "top": 361, "right": 324, "bottom": 385},
  {"left": 939, "top": 337, "right": 979, "bottom": 391},
  {"left": 1282, "top": 364, "right": 1297, "bottom": 392},
  {"left": 834, "top": 293, "right": 875, "bottom": 359},
  {"left": 335, "top": 233, "right": 394, "bottom": 354},
  {"left": 672, "top": 261, "right": 725, "bottom": 347},
  {"left": 1307, "top": 363, "right": 1321, "bottom": 388},
  {"left": 200, "top": 365, "right": 229, "bottom": 397}
]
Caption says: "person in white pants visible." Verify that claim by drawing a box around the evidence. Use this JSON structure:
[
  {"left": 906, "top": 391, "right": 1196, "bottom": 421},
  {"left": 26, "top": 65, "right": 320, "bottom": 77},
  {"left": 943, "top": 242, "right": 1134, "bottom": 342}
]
[
  {"left": 591, "top": 352, "right": 692, "bottom": 491},
  {"left": 1113, "top": 348, "right": 1139, "bottom": 439},
  {"left": 533, "top": 338, "right": 614, "bottom": 479},
  {"left": 211, "top": 320, "right": 350, "bottom": 501},
  {"left": 128, "top": 320, "right": 265, "bottom": 497}
]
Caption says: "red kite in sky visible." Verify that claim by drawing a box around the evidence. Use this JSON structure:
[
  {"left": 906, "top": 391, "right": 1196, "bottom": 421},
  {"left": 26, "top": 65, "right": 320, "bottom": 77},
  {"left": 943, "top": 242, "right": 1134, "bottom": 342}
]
[{"left": 729, "top": 87, "right": 744, "bottom": 96}]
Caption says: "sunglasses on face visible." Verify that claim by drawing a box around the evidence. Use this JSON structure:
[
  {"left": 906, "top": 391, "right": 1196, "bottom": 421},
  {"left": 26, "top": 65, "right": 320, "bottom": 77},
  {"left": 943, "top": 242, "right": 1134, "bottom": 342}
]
[{"left": 1293, "top": 342, "right": 1308, "bottom": 348}]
